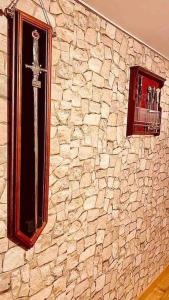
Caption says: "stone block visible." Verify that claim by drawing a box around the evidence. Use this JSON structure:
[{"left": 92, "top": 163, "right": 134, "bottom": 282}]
[{"left": 3, "top": 247, "right": 24, "bottom": 272}]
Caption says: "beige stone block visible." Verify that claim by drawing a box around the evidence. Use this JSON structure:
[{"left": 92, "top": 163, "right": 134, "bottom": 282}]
[
  {"left": 84, "top": 196, "right": 96, "bottom": 210},
  {"left": 101, "top": 102, "right": 110, "bottom": 119},
  {"left": 0, "top": 75, "right": 7, "bottom": 98},
  {"left": 54, "top": 165, "right": 69, "bottom": 179},
  {"left": 0, "top": 180, "right": 7, "bottom": 204},
  {"left": 30, "top": 286, "right": 52, "bottom": 300},
  {"left": 35, "top": 234, "right": 51, "bottom": 254},
  {"left": 53, "top": 276, "right": 66, "bottom": 295},
  {"left": 113, "top": 40, "right": 121, "bottom": 53},
  {"left": 90, "top": 43, "right": 105, "bottom": 60},
  {"left": 18, "top": 0, "right": 36, "bottom": 15},
  {"left": 0, "top": 291, "right": 13, "bottom": 300},
  {"left": 108, "top": 113, "right": 117, "bottom": 126},
  {"left": 0, "top": 178, "right": 6, "bottom": 198},
  {"left": 56, "top": 28, "right": 74, "bottom": 43},
  {"left": 79, "top": 146, "right": 93, "bottom": 160},
  {"left": 115, "top": 29, "right": 123, "bottom": 43},
  {"left": 109, "top": 72, "right": 115, "bottom": 88},
  {"left": 96, "top": 230, "right": 105, "bottom": 244},
  {"left": 73, "top": 60, "right": 88, "bottom": 74},
  {"left": 0, "top": 237, "right": 8, "bottom": 253},
  {"left": 74, "top": 279, "right": 89, "bottom": 298},
  {"left": 84, "top": 70, "right": 92, "bottom": 82},
  {"left": 133, "top": 40, "right": 142, "bottom": 53},
  {"left": 73, "top": 74, "right": 86, "bottom": 87},
  {"left": 87, "top": 209, "right": 99, "bottom": 222},
  {"left": 50, "top": 137, "right": 59, "bottom": 155},
  {"left": 129, "top": 192, "right": 137, "bottom": 203},
  {"left": 0, "top": 52, "right": 6, "bottom": 75},
  {"left": 102, "top": 34, "right": 113, "bottom": 48},
  {"left": 127, "top": 153, "right": 137, "bottom": 163},
  {"left": 85, "top": 28, "right": 97, "bottom": 45},
  {"left": 75, "top": 11, "right": 87, "bottom": 31},
  {"left": 127, "top": 229, "right": 136, "bottom": 242},
  {"left": 101, "top": 60, "right": 111, "bottom": 79},
  {"left": 18, "top": 283, "right": 29, "bottom": 297},
  {"left": 50, "top": 2, "right": 62, "bottom": 15},
  {"left": 96, "top": 190, "right": 105, "bottom": 208},
  {"left": 77, "top": 39, "right": 87, "bottom": 49},
  {"left": 80, "top": 173, "right": 91, "bottom": 188},
  {"left": 52, "top": 48, "right": 60, "bottom": 65},
  {"left": 67, "top": 253, "right": 78, "bottom": 270},
  {"left": 0, "top": 124, "right": 7, "bottom": 145},
  {"left": 106, "top": 23, "right": 116, "bottom": 39},
  {"left": 88, "top": 57, "right": 102, "bottom": 73},
  {"left": 114, "top": 158, "right": 121, "bottom": 177},
  {"left": 89, "top": 101, "right": 101, "bottom": 114},
  {"left": 84, "top": 114, "right": 100, "bottom": 126},
  {"left": 70, "top": 108, "right": 83, "bottom": 125},
  {"left": 0, "top": 16, "right": 7, "bottom": 35},
  {"left": 88, "top": 12, "right": 101, "bottom": 31},
  {"left": 0, "top": 272, "right": 10, "bottom": 293},
  {"left": 37, "top": 244, "right": 58, "bottom": 266},
  {"left": 0, "top": 98, "right": 7, "bottom": 123},
  {"left": 120, "top": 37, "right": 128, "bottom": 58},
  {"left": 79, "top": 82, "right": 92, "bottom": 99},
  {"left": 59, "top": 0, "right": 74, "bottom": 15},
  {"left": 73, "top": 48, "right": 88, "bottom": 61},
  {"left": 57, "top": 111, "right": 69, "bottom": 124},
  {"left": 0, "top": 200, "right": 6, "bottom": 218},
  {"left": 79, "top": 245, "right": 95, "bottom": 262},
  {"left": 0, "top": 35, "right": 7, "bottom": 53},
  {"left": 21, "top": 264, "right": 30, "bottom": 283},
  {"left": 0, "top": 220, "right": 6, "bottom": 238},
  {"left": 140, "top": 159, "right": 146, "bottom": 171},
  {"left": 105, "top": 46, "right": 112, "bottom": 59},
  {"left": 102, "top": 245, "right": 112, "bottom": 261},
  {"left": 3, "top": 247, "right": 24, "bottom": 271},
  {"left": 58, "top": 126, "right": 71, "bottom": 144},
  {"left": 56, "top": 61, "right": 73, "bottom": 80},
  {"left": 96, "top": 274, "right": 106, "bottom": 292},
  {"left": 30, "top": 268, "right": 44, "bottom": 296},
  {"left": 100, "top": 154, "right": 109, "bottom": 169},
  {"left": 68, "top": 197, "right": 83, "bottom": 211},
  {"left": 92, "top": 73, "right": 104, "bottom": 88}
]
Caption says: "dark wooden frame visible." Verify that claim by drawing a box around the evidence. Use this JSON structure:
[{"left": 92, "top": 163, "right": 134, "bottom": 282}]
[
  {"left": 8, "top": 9, "right": 52, "bottom": 249},
  {"left": 126, "top": 66, "right": 165, "bottom": 136}
]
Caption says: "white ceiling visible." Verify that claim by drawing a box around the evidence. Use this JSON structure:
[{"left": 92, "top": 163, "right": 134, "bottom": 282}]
[{"left": 81, "top": 0, "right": 169, "bottom": 59}]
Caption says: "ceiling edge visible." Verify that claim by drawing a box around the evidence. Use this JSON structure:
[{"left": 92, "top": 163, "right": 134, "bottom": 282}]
[{"left": 75, "top": 0, "right": 169, "bottom": 61}]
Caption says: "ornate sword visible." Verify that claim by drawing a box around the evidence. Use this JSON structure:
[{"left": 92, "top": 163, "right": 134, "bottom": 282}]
[{"left": 25, "top": 30, "right": 47, "bottom": 230}]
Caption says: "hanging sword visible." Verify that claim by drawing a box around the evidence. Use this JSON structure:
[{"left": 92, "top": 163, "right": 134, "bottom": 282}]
[{"left": 25, "top": 30, "right": 47, "bottom": 230}]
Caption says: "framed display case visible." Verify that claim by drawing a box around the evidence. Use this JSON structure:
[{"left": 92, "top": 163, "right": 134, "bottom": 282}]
[
  {"left": 8, "top": 9, "right": 52, "bottom": 249},
  {"left": 127, "top": 66, "right": 165, "bottom": 136}
]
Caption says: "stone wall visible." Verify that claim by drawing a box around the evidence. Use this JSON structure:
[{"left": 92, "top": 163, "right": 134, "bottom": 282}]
[{"left": 0, "top": 0, "right": 169, "bottom": 299}]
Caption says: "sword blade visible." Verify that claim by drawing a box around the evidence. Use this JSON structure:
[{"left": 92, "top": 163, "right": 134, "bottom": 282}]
[
  {"left": 33, "top": 86, "right": 38, "bottom": 229},
  {"left": 25, "top": 29, "right": 47, "bottom": 231}
]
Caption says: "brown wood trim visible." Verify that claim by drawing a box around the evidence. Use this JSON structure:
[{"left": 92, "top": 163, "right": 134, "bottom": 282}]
[
  {"left": 138, "top": 266, "right": 169, "bottom": 299},
  {"left": 131, "top": 66, "right": 166, "bottom": 83}
]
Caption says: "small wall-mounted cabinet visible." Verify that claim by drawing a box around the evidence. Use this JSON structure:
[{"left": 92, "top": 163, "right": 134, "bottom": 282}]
[{"left": 127, "top": 66, "right": 165, "bottom": 136}]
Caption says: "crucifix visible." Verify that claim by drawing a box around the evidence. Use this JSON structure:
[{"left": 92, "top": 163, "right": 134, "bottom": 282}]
[{"left": 25, "top": 30, "right": 47, "bottom": 230}]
